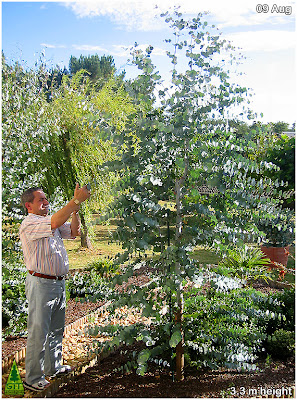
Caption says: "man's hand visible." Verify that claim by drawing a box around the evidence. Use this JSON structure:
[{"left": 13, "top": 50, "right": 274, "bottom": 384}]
[
  {"left": 74, "top": 183, "right": 91, "bottom": 204},
  {"left": 51, "top": 184, "right": 91, "bottom": 230}
]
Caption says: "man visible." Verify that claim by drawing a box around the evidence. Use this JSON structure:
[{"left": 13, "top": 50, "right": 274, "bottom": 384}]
[{"left": 19, "top": 183, "right": 91, "bottom": 391}]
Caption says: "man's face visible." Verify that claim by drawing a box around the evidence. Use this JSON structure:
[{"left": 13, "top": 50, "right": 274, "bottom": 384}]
[{"left": 26, "top": 190, "right": 50, "bottom": 216}]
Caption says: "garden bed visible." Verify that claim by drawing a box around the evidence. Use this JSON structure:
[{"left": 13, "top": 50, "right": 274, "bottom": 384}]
[
  {"left": 54, "top": 343, "right": 295, "bottom": 398},
  {"left": 2, "top": 264, "right": 152, "bottom": 361},
  {"left": 1, "top": 273, "right": 286, "bottom": 360},
  {"left": 2, "top": 266, "right": 294, "bottom": 398},
  {"left": 2, "top": 295, "right": 294, "bottom": 398}
]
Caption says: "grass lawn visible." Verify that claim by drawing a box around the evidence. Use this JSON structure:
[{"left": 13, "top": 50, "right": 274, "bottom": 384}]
[
  {"left": 64, "top": 218, "right": 122, "bottom": 270},
  {"left": 64, "top": 216, "right": 295, "bottom": 285},
  {"left": 191, "top": 246, "right": 222, "bottom": 265},
  {"left": 64, "top": 217, "right": 222, "bottom": 270}
]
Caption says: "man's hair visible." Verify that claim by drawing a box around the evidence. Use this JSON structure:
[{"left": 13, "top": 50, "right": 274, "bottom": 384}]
[{"left": 21, "top": 187, "right": 43, "bottom": 209}]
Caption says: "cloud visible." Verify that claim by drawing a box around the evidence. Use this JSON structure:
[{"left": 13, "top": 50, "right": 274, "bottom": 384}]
[
  {"left": 224, "top": 30, "right": 296, "bottom": 52},
  {"left": 114, "top": 43, "right": 167, "bottom": 56},
  {"left": 72, "top": 44, "right": 109, "bottom": 52},
  {"left": 40, "top": 43, "right": 67, "bottom": 49},
  {"left": 71, "top": 43, "right": 167, "bottom": 57},
  {"left": 64, "top": 0, "right": 165, "bottom": 31},
  {"left": 73, "top": 44, "right": 131, "bottom": 57},
  {"left": 203, "top": 0, "right": 295, "bottom": 28},
  {"left": 109, "top": 45, "right": 131, "bottom": 57},
  {"left": 63, "top": 0, "right": 295, "bottom": 30}
]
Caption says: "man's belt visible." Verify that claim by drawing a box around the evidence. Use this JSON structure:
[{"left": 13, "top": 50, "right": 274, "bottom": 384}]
[{"left": 28, "top": 270, "right": 65, "bottom": 280}]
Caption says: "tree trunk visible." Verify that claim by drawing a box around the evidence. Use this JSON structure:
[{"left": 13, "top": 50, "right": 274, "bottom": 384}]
[
  {"left": 175, "top": 297, "right": 184, "bottom": 381},
  {"left": 174, "top": 141, "right": 189, "bottom": 382},
  {"left": 80, "top": 213, "right": 92, "bottom": 249},
  {"left": 175, "top": 177, "right": 184, "bottom": 381}
]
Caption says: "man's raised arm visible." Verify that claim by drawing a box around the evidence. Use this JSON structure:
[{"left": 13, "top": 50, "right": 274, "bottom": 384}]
[{"left": 51, "top": 184, "right": 90, "bottom": 230}]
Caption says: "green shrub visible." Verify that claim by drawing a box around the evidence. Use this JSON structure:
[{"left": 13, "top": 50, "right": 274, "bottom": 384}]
[
  {"left": 2, "top": 258, "right": 28, "bottom": 339},
  {"left": 264, "top": 136, "right": 295, "bottom": 207},
  {"left": 2, "top": 255, "right": 113, "bottom": 340},
  {"left": 66, "top": 269, "right": 113, "bottom": 301},
  {"left": 218, "top": 245, "right": 271, "bottom": 284},
  {"left": 274, "top": 289, "right": 295, "bottom": 331},
  {"left": 183, "top": 287, "right": 286, "bottom": 371},
  {"left": 261, "top": 288, "right": 295, "bottom": 334},
  {"left": 267, "top": 329, "right": 295, "bottom": 359},
  {"left": 86, "top": 258, "right": 119, "bottom": 278}
]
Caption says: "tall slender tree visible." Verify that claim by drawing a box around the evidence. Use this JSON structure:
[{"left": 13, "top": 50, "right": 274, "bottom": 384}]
[
  {"left": 68, "top": 54, "right": 124, "bottom": 90},
  {"left": 106, "top": 9, "right": 293, "bottom": 380}
]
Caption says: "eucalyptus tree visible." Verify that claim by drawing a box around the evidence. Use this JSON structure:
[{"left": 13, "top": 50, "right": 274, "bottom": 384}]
[
  {"left": 2, "top": 56, "right": 49, "bottom": 255},
  {"left": 105, "top": 9, "right": 293, "bottom": 380}
]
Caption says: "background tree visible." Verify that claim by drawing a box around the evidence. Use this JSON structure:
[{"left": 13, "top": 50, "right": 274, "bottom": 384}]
[
  {"left": 272, "top": 121, "right": 289, "bottom": 134},
  {"left": 44, "top": 65, "right": 69, "bottom": 101},
  {"left": 2, "top": 54, "right": 135, "bottom": 251},
  {"left": 39, "top": 70, "right": 135, "bottom": 247},
  {"left": 68, "top": 54, "right": 124, "bottom": 90}
]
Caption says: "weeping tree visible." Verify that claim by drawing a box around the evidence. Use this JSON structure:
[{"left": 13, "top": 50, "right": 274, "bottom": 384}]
[
  {"left": 42, "top": 71, "right": 135, "bottom": 247},
  {"left": 102, "top": 9, "right": 293, "bottom": 380},
  {"left": 2, "top": 54, "right": 135, "bottom": 250}
]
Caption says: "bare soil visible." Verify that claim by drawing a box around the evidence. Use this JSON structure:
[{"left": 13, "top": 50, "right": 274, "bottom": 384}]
[{"left": 54, "top": 343, "right": 295, "bottom": 398}]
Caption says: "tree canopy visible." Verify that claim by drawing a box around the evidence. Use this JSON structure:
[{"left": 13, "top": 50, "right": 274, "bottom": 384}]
[{"left": 69, "top": 54, "right": 122, "bottom": 89}]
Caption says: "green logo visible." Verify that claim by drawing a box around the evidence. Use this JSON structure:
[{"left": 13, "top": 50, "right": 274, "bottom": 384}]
[{"left": 4, "top": 359, "right": 24, "bottom": 397}]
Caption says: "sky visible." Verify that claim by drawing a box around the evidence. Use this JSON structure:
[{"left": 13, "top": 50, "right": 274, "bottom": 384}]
[{"left": 1, "top": 0, "right": 296, "bottom": 126}]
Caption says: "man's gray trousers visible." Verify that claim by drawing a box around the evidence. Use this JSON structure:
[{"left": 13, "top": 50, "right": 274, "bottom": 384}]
[{"left": 25, "top": 273, "right": 66, "bottom": 385}]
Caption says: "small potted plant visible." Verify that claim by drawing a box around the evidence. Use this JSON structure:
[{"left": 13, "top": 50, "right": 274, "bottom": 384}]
[{"left": 258, "top": 213, "right": 295, "bottom": 269}]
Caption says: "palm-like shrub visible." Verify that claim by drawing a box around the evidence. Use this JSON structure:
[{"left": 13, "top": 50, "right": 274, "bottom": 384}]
[{"left": 219, "top": 246, "right": 271, "bottom": 283}]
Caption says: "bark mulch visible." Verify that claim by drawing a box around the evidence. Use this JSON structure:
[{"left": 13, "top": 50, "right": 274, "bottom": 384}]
[
  {"left": 54, "top": 343, "right": 295, "bottom": 398},
  {"left": 2, "top": 270, "right": 294, "bottom": 398}
]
